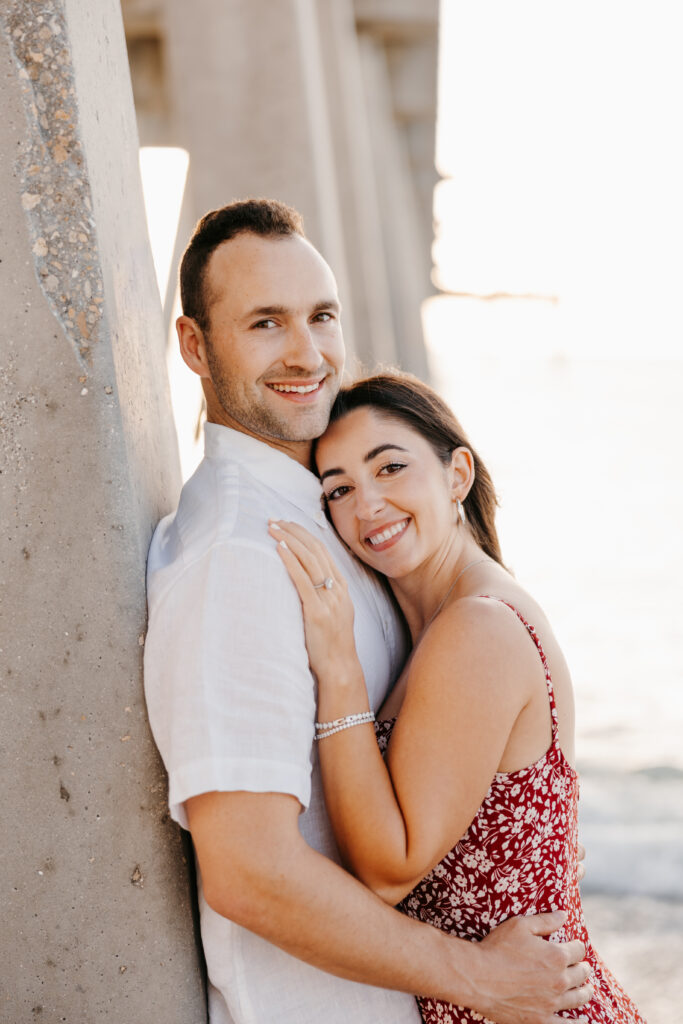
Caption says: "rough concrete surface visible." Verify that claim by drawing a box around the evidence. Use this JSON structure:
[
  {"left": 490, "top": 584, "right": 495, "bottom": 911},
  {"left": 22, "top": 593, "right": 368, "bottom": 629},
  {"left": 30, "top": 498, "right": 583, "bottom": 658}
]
[{"left": 0, "top": 2, "right": 206, "bottom": 1021}]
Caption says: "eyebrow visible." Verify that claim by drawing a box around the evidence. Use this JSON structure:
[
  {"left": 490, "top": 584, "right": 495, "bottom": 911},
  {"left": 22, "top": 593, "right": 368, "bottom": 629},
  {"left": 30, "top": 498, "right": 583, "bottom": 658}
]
[
  {"left": 244, "top": 298, "right": 341, "bottom": 320},
  {"left": 320, "top": 444, "right": 408, "bottom": 483}
]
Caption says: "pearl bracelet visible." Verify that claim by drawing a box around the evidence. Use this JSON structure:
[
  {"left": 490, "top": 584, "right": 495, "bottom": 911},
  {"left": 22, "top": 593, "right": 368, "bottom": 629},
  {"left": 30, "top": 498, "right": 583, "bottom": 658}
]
[{"left": 314, "top": 711, "right": 375, "bottom": 741}]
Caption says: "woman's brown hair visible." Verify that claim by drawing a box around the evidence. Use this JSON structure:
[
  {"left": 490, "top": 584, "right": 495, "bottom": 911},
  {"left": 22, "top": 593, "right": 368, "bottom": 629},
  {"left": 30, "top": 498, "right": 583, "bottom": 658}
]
[{"left": 315, "top": 372, "right": 504, "bottom": 567}]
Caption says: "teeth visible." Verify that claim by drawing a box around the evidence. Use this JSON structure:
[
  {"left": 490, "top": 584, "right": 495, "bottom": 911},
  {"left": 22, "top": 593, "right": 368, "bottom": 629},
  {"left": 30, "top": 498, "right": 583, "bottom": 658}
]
[
  {"left": 367, "top": 521, "right": 408, "bottom": 546},
  {"left": 270, "top": 382, "right": 320, "bottom": 394}
]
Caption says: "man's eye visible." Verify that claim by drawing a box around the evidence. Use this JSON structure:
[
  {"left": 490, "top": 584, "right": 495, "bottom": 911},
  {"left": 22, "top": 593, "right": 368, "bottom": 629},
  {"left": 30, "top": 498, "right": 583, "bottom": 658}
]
[
  {"left": 325, "top": 484, "right": 351, "bottom": 502},
  {"left": 312, "top": 312, "right": 332, "bottom": 323},
  {"left": 253, "top": 318, "right": 277, "bottom": 329}
]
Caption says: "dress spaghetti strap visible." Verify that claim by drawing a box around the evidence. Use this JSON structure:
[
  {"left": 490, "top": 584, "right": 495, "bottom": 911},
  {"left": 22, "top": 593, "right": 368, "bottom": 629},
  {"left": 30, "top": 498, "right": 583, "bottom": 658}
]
[{"left": 480, "top": 596, "right": 559, "bottom": 741}]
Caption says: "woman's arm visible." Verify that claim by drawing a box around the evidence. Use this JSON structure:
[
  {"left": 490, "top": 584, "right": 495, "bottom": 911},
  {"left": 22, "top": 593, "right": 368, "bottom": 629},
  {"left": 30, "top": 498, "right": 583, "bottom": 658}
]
[{"left": 269, "top": 521, "right": 545, "bottom": 904}]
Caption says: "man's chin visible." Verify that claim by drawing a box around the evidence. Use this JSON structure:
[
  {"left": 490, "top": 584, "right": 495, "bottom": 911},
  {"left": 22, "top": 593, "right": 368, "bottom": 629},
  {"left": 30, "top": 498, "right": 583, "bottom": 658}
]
[
  {"left": 228, "top": 407, "right": 333, "bottom": 445},
  {"left": 265, "top": 417, "right": 331, "bottom": 443},
  {"left": 261, "top": 400, "right": 336, "bottom": 443}
]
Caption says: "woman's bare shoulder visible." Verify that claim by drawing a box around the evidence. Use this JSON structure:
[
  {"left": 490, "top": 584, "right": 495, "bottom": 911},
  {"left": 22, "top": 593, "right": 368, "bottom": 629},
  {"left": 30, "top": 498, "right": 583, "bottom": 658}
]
[
  {"left": 410, "top": 592, "right": 546, "bottom": 702},
  {"left": 426, "top": 589, "right": 540, "bottom": 653}
]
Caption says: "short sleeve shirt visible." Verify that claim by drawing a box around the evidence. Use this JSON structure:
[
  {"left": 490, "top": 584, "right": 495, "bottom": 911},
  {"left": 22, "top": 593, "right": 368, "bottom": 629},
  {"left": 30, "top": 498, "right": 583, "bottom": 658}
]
[{"left": 144, "top": 424, "right": 421, "bottom": 1024}]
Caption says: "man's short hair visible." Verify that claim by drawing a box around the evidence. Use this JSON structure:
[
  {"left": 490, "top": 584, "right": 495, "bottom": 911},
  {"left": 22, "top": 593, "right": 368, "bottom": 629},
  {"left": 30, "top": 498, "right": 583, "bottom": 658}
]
[{"left": 179, "top": 198, "right": 305, "bottom": 335}]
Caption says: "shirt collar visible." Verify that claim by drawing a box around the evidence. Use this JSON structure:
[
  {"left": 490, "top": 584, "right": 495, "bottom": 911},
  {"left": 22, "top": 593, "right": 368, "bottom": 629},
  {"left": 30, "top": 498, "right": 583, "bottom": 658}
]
[{"left": 204, "top": 422, "right": 326, "bottom": 521}]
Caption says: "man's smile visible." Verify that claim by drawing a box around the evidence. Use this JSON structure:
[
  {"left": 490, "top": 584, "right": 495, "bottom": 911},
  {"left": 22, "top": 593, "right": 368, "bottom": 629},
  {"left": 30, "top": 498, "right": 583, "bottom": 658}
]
[
  {"left": 267, "top": 381, "right": 323, "bottom": 394},
  {"left": 264, "top": 378, "right": 326, "bottom": 402}
]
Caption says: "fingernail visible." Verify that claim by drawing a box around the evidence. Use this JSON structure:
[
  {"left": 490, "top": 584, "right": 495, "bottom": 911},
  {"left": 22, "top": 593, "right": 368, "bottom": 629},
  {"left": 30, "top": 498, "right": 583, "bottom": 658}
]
[
  {"left": 269, "top": 520, "right": 281, "bottom": 529},
  {"left": 279, "top": 540, "right": 288, "bottom": 550}
]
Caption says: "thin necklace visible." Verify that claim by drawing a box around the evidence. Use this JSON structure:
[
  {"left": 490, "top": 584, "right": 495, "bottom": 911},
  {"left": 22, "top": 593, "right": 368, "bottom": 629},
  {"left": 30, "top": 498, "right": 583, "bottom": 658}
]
[{"left": 423, "top": 557, "right": 490, "bottom": 634}]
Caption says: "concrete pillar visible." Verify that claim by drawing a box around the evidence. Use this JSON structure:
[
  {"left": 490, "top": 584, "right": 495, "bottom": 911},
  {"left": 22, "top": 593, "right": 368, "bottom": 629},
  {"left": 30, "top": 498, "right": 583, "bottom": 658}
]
[
  {"left": 352, "top": 0, "right": 439, "bottom": 378},
  {"left": 317, "top": 0, "right": 400, "bottom": 371},
  {"left": 161, "top": 0, "right": 358, "bottom": 358},
  {"left": 358, "top": 32, "right": 432, "bottom": 377},
  {"left": 384, "top": 36, "right": 439, "bottom": 267},
  {"left": 0, "top": 2, "right": 206, "bottom": 1020},
  {"left": 122, "top": 0, "right": 437, "bottom": 379}
]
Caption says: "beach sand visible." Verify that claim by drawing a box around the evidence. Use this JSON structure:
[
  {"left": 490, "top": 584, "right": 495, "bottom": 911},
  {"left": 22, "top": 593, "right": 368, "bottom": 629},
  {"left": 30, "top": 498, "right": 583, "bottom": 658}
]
[{"left": 581, "top": 893, "right": 683, "bottom": 1022}]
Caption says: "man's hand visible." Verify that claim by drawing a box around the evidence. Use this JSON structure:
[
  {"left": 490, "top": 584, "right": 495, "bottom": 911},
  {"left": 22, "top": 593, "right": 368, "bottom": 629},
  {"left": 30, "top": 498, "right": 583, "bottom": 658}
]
[{"left": 459, "top": 911, "right": 592, "bottom": 1024}]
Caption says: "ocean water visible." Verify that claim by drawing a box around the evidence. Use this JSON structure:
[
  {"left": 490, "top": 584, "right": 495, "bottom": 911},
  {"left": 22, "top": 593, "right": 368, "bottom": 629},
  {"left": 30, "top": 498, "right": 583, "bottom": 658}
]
[{"left": 424, "top": 298, "right": 683, "bottom": 905}]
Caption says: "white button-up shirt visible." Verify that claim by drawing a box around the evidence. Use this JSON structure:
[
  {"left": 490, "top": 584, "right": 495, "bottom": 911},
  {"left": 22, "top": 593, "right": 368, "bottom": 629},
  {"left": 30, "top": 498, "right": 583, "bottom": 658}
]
[{"left": 144, "top": 423, "right": 420, "bottom": 1024}]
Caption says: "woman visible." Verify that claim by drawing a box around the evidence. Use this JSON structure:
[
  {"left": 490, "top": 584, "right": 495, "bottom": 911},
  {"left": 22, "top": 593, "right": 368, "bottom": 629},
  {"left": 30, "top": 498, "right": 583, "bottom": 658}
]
[{"left": 268, "top": 373, "right": 645, "bottom": 1024}]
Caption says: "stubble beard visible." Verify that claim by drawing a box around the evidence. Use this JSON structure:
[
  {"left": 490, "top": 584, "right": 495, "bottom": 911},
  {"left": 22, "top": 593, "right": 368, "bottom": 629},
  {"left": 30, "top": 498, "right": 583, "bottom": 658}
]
[{"left": 207, "top": 355, "right": 339, "bottom": 443}]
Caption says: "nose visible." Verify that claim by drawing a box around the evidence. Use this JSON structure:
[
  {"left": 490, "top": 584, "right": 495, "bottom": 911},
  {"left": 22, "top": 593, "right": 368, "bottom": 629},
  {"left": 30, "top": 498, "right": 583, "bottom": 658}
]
[
  {"left": 283, "top": 321, "right": 324, "bottom": 372},
  {"left": 354, "top": 482, "right": 386, "bottom": 521}
]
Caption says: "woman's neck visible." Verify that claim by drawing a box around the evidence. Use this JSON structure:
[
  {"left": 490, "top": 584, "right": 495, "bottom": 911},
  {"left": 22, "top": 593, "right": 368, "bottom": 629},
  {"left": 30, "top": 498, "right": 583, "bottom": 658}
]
[{"left": 389, "top": 536, "right": 488, "bottom": 643}]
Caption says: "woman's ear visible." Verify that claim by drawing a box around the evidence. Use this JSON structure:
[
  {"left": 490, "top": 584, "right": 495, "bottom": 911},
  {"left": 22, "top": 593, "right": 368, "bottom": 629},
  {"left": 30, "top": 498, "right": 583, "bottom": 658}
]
[
  {"left": 176, "top": 315, "right": 211, "bottom": 379},
  {"left": 449, "top": 446, "right": 475, "bottom": 503}
]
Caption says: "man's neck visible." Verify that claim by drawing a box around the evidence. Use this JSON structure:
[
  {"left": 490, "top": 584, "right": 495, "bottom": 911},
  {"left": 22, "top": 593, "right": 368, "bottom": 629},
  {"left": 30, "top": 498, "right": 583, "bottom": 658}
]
[{"left": 206, "top": 411, "right": 314, "bottom": 468}]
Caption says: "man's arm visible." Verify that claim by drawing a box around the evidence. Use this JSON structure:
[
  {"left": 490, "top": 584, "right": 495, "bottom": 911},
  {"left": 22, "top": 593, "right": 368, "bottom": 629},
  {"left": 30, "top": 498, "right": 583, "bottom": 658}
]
[{"left": 187, "top": 790, "right": 592, "bottom": 1024}]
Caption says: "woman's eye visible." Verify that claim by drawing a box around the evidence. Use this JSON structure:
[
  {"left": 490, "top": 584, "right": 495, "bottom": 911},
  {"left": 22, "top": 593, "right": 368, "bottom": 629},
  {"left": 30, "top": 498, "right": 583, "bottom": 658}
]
[
  {"left": 325, "top": 484, "right": 351, "bottom": 502},
  {"left": 378, "top": 462, "right": 406, "bottom": 476}
]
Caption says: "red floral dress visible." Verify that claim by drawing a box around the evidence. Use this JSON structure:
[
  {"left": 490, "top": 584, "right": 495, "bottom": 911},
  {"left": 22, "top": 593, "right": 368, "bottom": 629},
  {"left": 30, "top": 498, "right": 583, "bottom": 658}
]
[{"left": 375, "top": 598, "right": 646, "bottom": 1024}]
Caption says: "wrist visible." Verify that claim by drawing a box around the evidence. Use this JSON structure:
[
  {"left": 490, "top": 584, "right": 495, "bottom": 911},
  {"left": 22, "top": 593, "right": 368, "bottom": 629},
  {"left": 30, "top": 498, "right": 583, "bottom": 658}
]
[
  {"left": 316, "top": 658, "right": 369, "bottom": 719},
  {"left": 408, "top": 924, "right": 478, "bottom": 1007},
  {"left": 315, "top": 699, "right": 372, "bottom": 731},
  {"left": 314, "top": 711, "right": 375, "bottom": 740},
  {"left": 438, "top": 929, "right": 478, "bottom": 1007},
  {"left": 316, "top": 650, "right": 364, "bottom": 686}
]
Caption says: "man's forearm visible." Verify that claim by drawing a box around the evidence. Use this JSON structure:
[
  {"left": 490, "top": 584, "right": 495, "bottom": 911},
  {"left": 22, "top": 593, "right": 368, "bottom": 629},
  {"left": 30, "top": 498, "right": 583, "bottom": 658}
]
[
  {"left": 208, "top": 821, "right": 471, "bottom": 999},
  {"left": 192, "top": 791, "right": 469, "bottom": 1000},
  {"left": 188, "top": 790, "right": 591, "bottom": 1024}
]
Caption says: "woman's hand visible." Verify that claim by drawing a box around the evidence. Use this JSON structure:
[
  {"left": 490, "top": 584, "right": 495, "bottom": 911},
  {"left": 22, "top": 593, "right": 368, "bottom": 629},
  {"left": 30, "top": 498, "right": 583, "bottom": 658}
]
[{"left": 268, "top": 520, "right": 361, "bottom": 687}]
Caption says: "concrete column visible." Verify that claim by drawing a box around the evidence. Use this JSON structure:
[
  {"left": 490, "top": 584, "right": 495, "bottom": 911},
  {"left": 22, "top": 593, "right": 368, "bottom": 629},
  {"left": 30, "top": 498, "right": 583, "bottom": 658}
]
[
  {"left": 122, "top": 0, "right": 438, "bottom": 378},
  {"left": 317, "top": 0, "right": 399, "bottom": 371},
  {"left": 0, "top": 2, "right": 206, "bottom": 1020},
  {"left": 385, "top": 36, "right": 439, "bottom": 269},
  {"left": 358, "top": 32, "right": 431, "bottom": 377},
  {"left": 162, "top": 0, "right": 357, "bottom": 358}
]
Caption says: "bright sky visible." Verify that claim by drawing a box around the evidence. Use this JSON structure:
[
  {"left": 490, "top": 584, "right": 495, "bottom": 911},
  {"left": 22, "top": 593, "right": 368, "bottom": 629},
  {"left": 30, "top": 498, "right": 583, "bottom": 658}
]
[
  {"left": 433, "top": 0, "right": 683, "bottom": 360},
  {"left": 429, "top": 0, "right": 683, "bottom": 771},
  {"left": 138, "top": 146, "right": 188, "bottom": 304}
]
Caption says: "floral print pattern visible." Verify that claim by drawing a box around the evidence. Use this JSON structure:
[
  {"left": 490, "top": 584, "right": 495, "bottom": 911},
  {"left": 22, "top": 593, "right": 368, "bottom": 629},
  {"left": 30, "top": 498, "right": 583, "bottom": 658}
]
[{"left": 375, "top": 598, "right": 645, "bottom": 1024}]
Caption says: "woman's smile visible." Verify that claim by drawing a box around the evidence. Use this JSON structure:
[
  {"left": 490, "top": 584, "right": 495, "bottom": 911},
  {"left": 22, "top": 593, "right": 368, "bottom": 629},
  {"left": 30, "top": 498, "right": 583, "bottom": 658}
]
[{"left": 363, "top": 517, "right": 411, "bottom": 552}]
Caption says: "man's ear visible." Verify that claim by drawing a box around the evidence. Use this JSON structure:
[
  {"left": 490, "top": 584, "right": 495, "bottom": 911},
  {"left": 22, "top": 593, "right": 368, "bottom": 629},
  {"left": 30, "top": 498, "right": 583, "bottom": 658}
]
[
  {"left": 449, "top": 446, "right": 475, "bottom": 502},
  {"left": 177, "top": 315, "right": 211, "bottom": 379}
]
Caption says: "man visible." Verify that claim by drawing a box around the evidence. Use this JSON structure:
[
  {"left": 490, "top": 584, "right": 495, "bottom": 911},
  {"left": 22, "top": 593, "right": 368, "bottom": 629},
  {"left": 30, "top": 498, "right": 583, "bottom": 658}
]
[{"left": 144, "top": 199, "right": 591, "bottom": 1023}]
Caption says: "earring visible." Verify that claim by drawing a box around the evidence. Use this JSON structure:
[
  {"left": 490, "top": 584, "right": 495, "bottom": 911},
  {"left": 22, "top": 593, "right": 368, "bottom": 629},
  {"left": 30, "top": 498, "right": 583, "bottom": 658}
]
[{"left": 456, "top": 498, "right": 466, "bottom": 526}]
